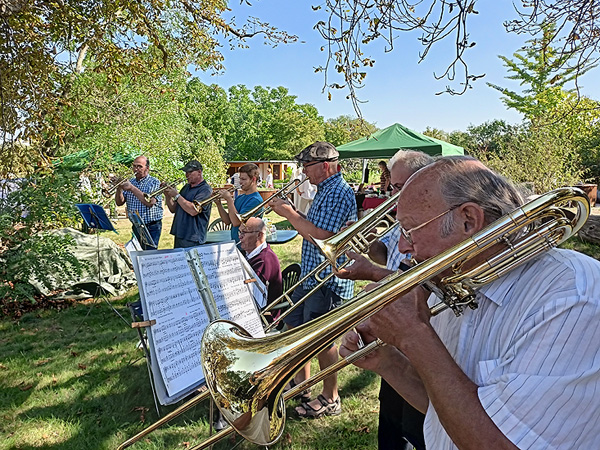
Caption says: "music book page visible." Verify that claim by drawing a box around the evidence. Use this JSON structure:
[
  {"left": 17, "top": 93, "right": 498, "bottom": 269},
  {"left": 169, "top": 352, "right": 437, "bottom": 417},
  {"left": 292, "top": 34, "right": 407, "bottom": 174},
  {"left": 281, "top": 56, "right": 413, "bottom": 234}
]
[
  {"left": 134, "top": 243, "right": 264, "bottom": 402},
  {"left": 138, "top": 250, "right": 209, "bottom": 399},
  {"left": 192, "top": 242, "right": 265, "bottom": 338}
]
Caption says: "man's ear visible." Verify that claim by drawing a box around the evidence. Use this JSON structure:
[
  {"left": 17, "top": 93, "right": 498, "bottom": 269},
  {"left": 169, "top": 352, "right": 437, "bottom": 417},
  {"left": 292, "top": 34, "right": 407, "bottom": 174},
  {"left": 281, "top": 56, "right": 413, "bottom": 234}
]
[{"left": 457, "top": 202, "right": 486, "bottom": 235}]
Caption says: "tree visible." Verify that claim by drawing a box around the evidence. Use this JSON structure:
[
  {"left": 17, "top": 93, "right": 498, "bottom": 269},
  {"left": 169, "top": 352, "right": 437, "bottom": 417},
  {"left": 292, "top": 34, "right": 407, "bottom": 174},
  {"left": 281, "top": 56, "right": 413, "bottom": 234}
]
[
  {"left": 324, "top": 115, "right": 378, "bottom": 147},
  {"left": 474, "top": 126, "right": 584, "bottom": 193},
  {"left": 445, "top": 120, "right": 521, "bottom": 155},
  {"left": 225, "top": 85, "right": 326, "bottom": 161},
  {"left": 487, "top": 23, "right": 596, "bottom": 125},
  {"left": 60, "top": 68, "right": 228, "bottom": 185},
  {"left": 0, "top": 0, "right": 296, "bottom": 175},
  {"left": 488, "top": 30, "right": 600, "bottom": 183},
  {"left": 315, "top": 1, "right": 600, "bottom": 116}
]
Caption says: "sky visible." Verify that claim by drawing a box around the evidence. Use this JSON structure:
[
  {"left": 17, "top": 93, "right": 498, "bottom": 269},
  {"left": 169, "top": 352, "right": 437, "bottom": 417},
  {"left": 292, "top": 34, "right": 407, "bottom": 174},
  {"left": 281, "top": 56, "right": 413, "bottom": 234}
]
[{"left": 192, "top": 1, "right": 600, "bottom": 134}]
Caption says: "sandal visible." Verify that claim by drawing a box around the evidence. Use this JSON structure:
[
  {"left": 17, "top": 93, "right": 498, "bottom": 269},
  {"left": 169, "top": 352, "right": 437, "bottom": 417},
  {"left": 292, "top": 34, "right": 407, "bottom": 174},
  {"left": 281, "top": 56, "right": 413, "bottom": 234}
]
[
  {"left": 284, "top": 379, "right": 311, "bottom": 402},
  {"left": 296, "top": 394, "right": 342, "bottom": 419}
]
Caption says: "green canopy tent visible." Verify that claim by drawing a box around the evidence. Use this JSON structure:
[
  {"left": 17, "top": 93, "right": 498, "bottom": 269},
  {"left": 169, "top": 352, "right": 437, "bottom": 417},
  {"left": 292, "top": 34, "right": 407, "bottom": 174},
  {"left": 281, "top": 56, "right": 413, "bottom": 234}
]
[{"left": 337, "top": 123, "right": 464, "bottom": 159}]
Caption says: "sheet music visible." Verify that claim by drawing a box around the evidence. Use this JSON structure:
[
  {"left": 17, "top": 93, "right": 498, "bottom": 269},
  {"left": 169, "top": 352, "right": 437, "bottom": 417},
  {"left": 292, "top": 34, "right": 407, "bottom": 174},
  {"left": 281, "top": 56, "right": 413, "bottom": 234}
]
[
  {"left": 192, "top": 242, "right": 265, "bottom": 338},
  {"left": 138, "top": 251, "right": 210, "bottom": 398},
  {"left": 135, "top": 243, "right": 264, "bottom": 401}
]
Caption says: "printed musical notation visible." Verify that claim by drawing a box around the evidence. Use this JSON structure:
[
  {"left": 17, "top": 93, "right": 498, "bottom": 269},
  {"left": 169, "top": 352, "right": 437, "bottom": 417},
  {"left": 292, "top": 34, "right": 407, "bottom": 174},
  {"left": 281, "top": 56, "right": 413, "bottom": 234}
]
[
  {"left": 193, "top": 243, "right": 265, "bottom": 339},
  {"left": 136, "top": 243, "right": 264, "bottom": 398}
]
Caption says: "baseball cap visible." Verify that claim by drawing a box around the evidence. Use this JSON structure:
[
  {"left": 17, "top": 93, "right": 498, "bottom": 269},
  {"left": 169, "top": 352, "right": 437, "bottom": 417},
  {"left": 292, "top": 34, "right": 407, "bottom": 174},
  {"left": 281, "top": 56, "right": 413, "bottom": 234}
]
[
  {"left": 295, "top": 141, "right": 339, "bottom": 163},
  {"left": 180, "top": 160, "right": 203, "bottom": 172}
]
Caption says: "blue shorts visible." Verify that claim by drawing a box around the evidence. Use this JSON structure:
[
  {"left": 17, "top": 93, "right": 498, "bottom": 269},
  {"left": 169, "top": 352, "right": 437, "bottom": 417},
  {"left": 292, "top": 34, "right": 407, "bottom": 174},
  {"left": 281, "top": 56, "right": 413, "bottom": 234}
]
[{"left": 284, "top": 284, "right": 343, "bottom": 328}]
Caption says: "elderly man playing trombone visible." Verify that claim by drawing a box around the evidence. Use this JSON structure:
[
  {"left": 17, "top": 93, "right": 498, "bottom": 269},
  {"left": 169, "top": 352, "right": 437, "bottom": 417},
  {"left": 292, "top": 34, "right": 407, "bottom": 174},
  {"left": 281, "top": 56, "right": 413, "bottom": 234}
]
[
  {"left": 163, "top": 159, "right": 212, "bottom": 248},
  {"left": 340, "top": 156, "right": 600, "bottom": 449},
  {"left": 269, "top": 141, "right": 357, "bottom": 419},
  {"left": 116, "top": 155, "right": 163, "bottom": 250}
]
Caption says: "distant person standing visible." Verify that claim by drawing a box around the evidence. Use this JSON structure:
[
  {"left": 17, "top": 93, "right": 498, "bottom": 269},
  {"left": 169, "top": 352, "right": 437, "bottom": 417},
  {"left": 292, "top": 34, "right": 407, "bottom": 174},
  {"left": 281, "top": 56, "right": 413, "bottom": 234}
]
[
  {"left": 265, "top": 167, "right": 274, "bottom": 188},
  {"left": 296, "top": 172, "right": 316, "bottom": 215},
  {"left": 116, "top": 155, "right": 163, "bottom": 250},
  {"left": 378, "top": 160, "right": 392, "bottom": 193},
  {"left": 164, "top": 160, "right": 213, "bottom": 248}
]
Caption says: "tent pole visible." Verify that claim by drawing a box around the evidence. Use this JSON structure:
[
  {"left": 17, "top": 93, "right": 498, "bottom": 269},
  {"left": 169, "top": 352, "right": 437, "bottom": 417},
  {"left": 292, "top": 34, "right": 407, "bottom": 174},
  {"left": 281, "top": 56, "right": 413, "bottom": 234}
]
[{"left": 362, "top": 159, "right": 368, "bottom": 183}]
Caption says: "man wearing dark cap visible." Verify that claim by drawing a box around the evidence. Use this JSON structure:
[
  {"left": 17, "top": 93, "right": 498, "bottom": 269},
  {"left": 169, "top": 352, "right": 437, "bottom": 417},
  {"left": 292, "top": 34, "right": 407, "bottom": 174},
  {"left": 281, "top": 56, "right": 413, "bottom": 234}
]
[
  {"left": 269, "top": 141, "right": 357, "bottom": 419},
  {"left": 164, "top": 159, "right": 213, "bottom": 248}
]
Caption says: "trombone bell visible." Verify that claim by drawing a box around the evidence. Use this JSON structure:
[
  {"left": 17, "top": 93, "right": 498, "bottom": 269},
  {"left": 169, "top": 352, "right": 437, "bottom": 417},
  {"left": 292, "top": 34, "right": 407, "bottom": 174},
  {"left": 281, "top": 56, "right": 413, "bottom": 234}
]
[{"left": 201, "top": 321, "right": 287, "bottom": 446}]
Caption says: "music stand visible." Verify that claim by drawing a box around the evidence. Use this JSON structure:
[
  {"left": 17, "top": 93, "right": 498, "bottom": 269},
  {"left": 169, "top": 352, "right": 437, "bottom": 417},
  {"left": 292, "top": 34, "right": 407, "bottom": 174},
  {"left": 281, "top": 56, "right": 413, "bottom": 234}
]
[
  {"left": 128, "top": 211, "right": 156, "bottom": 250},
  {"left": 75, "top": 204, "right": 129, "bottom": 326}
]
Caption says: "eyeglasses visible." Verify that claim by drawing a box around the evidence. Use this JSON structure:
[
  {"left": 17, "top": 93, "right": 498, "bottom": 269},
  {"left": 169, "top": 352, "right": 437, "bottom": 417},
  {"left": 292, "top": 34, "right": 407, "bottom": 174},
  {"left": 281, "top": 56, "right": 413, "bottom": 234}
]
[
  {"left": 239, "top": 230, "right": 260, "bottom": 236},
  {"left": 392, "top": 182, "right": 404, "bottom": 192},
  {"left": 399, "top": 206, "right": 457, "bottom": 245},
  {"left": 132, "top": 164, "right": 145, "bottom": 169}
]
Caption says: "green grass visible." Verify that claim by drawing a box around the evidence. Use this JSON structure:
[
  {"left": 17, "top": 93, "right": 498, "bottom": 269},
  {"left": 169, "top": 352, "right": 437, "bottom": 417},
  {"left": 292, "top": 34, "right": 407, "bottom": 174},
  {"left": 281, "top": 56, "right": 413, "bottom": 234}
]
[{"left": 0, "top": 294, "right": 380, "bottom": 450}]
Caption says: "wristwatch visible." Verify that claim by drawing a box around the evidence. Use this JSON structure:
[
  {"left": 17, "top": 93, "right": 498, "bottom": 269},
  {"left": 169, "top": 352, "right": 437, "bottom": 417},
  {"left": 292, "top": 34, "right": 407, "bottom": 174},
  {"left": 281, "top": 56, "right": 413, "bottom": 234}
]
[{"left": 173, "top": 194, "right": 181, "bottom": 202}]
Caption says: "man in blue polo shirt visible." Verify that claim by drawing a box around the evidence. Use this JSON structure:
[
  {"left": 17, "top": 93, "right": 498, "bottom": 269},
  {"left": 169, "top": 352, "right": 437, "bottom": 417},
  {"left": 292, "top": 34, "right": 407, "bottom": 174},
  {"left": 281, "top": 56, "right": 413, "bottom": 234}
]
[
  {"left": 269, "top": 141, "right": 357, "bottom": 419},
  {"left": 116, "top": 155, "right": 163, "bottom": 250},
  {"left": 164, "top": 159, "right": 212, "bottom": 248}
]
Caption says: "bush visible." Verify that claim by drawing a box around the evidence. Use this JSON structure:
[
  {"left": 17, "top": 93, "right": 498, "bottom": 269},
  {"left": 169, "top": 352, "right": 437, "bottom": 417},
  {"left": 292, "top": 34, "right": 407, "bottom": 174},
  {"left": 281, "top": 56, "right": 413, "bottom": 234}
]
[
  {"left": 473, "top": 126, "right": 585, "bottom": 194},
  {"left": 0, "top": 170, "right": 87, "bottom": 303}
]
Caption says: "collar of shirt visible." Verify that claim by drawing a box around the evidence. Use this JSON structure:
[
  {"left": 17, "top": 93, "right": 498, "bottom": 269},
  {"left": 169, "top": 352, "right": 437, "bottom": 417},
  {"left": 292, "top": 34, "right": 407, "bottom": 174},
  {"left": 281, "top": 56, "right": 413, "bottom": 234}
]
[
  {"left": 475, "top": 258, "right": 530, "bottom": 307},
  {"left": 316, "top": 171, "right": 342, "bottom": 191},
  {"left": 246, "top": 241, "right": 267, "bottom": 260}
]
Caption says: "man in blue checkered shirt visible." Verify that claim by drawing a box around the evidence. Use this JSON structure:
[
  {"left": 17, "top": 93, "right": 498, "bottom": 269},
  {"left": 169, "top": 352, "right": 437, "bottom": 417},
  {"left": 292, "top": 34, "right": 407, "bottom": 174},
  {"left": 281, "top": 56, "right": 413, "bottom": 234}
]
[
  {"left": 269, "top": 141, "right": 356, "bottom": 419},
  {"left": 334, "top": 149, "right": 433, "bottom": 450},
  {"left": 115, "top": 155, "right": 163, "bottom": 250}
]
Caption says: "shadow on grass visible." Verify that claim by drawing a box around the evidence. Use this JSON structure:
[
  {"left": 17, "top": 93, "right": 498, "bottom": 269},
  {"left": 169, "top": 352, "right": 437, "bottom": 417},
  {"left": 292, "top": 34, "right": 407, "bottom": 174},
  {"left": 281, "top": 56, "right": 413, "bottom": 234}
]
[{"left": 0, "top": 299, "right": 219, "bottom": 450}]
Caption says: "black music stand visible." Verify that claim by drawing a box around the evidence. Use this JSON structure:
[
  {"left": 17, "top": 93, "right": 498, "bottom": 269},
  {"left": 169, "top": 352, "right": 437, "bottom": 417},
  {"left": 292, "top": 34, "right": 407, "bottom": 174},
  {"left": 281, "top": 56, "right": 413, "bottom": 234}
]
[
  {"left": 75, "top": 204, "right": 129, "bottom": 326},
  {"left": 129, "top": 211, "right": 157, "bottom": 250}
]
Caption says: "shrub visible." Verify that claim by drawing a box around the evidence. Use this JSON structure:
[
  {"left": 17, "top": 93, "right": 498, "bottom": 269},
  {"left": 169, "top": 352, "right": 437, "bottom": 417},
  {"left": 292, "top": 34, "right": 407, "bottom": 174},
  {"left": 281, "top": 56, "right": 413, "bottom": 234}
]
[{"left": 0, "top": 170, "right": 87, "bottom": 303}]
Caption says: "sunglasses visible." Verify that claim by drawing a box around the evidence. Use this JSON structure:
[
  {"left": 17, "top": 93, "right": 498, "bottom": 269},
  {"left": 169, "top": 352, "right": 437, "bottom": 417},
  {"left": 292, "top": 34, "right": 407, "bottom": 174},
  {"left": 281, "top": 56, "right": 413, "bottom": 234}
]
[{"left": 300, "top": 161, "right": 323, "bottom": 169}]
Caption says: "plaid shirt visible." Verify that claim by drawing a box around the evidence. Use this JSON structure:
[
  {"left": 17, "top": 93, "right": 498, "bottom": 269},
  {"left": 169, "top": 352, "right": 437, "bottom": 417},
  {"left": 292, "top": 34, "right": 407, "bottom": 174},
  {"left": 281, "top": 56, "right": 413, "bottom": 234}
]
[
  {"left": 123, "top": 175, "right": 163, "bottom": 223},
  {"left": 379, "top": 225, "right": 407, "bottom": 270},
  {"left": 301, "top": 172, "right": 357, "bottom": 299}
]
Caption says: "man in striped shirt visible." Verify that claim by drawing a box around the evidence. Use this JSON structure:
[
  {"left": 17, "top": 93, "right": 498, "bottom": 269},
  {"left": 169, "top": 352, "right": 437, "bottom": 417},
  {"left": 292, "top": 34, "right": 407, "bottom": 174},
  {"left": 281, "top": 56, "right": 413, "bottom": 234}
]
[
  {"left": 341, "top": 156, "right": 600, "bottom": 449},
  {"left": 336, "top": 150, "right": 433, "bottom": 450}
]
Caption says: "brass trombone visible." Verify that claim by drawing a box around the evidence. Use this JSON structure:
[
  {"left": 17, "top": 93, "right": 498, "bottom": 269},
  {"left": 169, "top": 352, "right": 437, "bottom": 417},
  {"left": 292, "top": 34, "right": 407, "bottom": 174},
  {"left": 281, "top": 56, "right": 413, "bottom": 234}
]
[
  {"left": 239, "top": 178, "right": 308, "bottom": 223},
  {"left": 259, "top": 191, "right": 401, "bottom": 331},
  {"left": 193, "top": 186, "right": 236, "bottom": 212},
  {"left": 197, "top": 187, "right": 589, "bottom": 447},
  {"left": 117, "top": 188, "right": 399, "bottom": 449},
  {"left": 143, "top": 179, "right": 185, "bottom": 202}
]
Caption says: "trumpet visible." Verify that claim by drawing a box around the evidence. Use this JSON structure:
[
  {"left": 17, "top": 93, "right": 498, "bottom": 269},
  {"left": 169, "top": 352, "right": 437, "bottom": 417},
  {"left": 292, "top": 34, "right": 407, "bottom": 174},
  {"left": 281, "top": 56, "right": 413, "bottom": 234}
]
[
  {"left": 239, "top": 178, "right": 308, "bottom": 223},
  {"left": 143, "top": 179, "right": 185, "bottom": 202},
  {"left": 198, "top": 187, "right": 589, "bottom": 447},
  {"left": 101, "top": 172, "right": 131, "bottom": 198},
  {"left": 193, "top": 186, "right": 236, "bottom": 212}
]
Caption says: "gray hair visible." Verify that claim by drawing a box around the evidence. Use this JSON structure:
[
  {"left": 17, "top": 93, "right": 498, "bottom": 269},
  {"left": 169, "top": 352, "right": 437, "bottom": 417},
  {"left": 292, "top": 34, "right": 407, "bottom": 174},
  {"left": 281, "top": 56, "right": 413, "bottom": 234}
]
[
  {"left": 388, "top": 149, "right": 435, "bottom": 173},
  {"left": 435, "top": 156, "right": 524, "bottom": 236}
]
